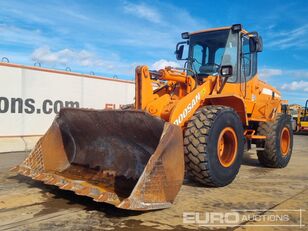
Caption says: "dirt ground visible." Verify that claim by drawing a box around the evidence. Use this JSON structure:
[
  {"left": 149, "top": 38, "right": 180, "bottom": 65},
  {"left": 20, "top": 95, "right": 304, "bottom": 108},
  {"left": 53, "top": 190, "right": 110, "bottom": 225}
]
[{"left": 0, "top": 134, "right": 307, "bottom": 231}]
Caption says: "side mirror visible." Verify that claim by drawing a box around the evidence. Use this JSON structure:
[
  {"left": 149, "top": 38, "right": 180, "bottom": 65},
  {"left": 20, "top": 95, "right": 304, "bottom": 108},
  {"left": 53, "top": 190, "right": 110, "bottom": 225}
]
[
  {"left": 256, "top": 36, "right": 263, "bottom": 52},
  {"left": 220, "top": 65, "right": 233, "bottom": 78},
  {"left": 248, "top": 32, "right": 263, "bottom": 53},
  {"left": 249, "top": 38, "right": 257, "bottom": 53},
  {"left": 175, "top": 41, "right": 188, "bottom": 60},
  {"left": 175, "top": 45, "right": 184, "bottom": 60}
]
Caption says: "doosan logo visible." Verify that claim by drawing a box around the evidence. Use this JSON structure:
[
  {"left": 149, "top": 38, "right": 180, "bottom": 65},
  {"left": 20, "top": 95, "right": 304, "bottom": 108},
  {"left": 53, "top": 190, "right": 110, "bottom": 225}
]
[{"left": 174, "top": 92, "right": 201, "bottom": 125}]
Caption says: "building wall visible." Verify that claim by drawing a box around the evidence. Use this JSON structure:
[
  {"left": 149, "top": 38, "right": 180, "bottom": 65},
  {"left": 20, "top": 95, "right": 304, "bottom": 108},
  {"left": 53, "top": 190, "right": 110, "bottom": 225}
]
[{"left": 0, "top": 63, "right": 135, "bottom": 152}]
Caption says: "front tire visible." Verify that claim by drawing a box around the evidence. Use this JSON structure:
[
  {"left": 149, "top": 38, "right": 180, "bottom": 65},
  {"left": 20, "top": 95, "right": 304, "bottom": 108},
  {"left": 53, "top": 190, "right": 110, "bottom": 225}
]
[
  {"left": 184, "top": 106, "right": 244, "bottom": 187},
  {"left": 257, "top": 114, "right": 293, "bottom": 168}
]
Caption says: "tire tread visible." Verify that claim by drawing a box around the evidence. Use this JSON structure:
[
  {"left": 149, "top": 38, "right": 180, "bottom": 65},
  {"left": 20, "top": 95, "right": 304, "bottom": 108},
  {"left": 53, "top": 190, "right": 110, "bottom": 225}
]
[{"left": 184, "top": 105, "right": 242, "bottom": 186}]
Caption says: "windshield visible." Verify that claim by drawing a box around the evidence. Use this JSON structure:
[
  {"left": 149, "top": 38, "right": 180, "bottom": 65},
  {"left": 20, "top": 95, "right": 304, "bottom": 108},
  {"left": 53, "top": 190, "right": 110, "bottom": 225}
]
[{"left": 188, "top": 29, "right": 238, "bottom": 82}]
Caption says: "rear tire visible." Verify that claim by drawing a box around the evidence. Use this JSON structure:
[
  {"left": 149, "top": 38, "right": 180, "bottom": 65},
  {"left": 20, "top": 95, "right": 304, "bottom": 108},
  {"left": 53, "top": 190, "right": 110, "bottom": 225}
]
[
  {"left": 184, "top": 106, "right": 244, "bottom": 187},
  {"left": 256, "top": 114, "right": 293, "bottom": 167}
]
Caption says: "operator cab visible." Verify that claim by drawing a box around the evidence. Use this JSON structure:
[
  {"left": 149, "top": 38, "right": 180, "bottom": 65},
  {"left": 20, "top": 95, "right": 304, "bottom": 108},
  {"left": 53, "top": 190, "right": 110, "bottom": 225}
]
[
  {"left": 175, "top": 24, "right": 263, "bottom": 83},
  {"left": 301, "top": 100, "right": 308, "bottom": 122}
]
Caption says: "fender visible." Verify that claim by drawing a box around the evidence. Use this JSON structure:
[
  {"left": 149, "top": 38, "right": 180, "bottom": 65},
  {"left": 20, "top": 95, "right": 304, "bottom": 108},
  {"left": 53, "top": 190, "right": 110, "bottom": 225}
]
[{"left": 203, "top": 94, "right": 248, "bottom": 125}]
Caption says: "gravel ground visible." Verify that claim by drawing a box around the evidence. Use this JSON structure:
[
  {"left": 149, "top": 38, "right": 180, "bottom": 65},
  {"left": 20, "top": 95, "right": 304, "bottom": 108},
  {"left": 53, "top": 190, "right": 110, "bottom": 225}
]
[{"left": 0, "top": 134, "right": 307, "bottom": 230}]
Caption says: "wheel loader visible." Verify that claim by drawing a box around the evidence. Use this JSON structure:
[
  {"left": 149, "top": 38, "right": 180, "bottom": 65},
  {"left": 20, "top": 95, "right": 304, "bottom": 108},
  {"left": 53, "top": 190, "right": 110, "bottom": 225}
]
[
  {"left": 14, "top": 24, "right": 293, "bottom": 211},
  {"left": 291, "top": 100, "right": 308, "bottom": 132}
]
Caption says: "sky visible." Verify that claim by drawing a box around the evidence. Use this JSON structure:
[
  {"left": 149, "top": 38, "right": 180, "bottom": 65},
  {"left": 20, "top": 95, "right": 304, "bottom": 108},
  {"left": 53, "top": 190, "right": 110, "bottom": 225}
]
[{"left": 0, "top": 0, "right": 308, "bottom": 105}]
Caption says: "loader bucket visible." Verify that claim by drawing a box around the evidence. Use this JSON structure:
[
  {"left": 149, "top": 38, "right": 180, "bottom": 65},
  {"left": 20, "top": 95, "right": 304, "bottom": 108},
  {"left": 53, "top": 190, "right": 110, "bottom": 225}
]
[{"left": 14, "top": 108, "right": 184, "bottom": 210}]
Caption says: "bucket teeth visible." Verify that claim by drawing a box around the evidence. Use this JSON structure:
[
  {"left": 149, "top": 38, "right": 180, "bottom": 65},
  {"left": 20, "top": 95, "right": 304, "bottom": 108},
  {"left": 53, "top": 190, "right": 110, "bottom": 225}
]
[
  {"left": 41, "top": 175, "right": 53, "bottom": 182},
  {"left": 29, "top": 172, "right": 39, "bottom": 178},
  {"left": 16, "top": 167, "right": 23, "bottom": 174},
  {"left": 75, "top": 186, "right": 91, "bottom": 196},
  {"left": 60, "top": 182, "right": 74, "bottom": 190},
  {"left": 54, "top": 178, "right": 67, "bottom": 187},
  {"left": 44, "top": 176, "right": 58, "bottom": 185},
  {"left": 10, "top": 166, "right": 19, "bottom": 172},
  {"left": 94, "top": 193, "right": 109, "bottom": 202},
  {"left": 94, "top": 192, "right": 119, "bottom": 203},
  {"left": 71, "top": 182, "right": 84, "bottom": 191},
  {"left": 21, "top": 168, "right": 30, "bottom": 176},
  {"left": 88, "top": 187, "right": 102, "bottom": 199},
  {"left": 32, "top": 173, "right": 47, "bottom": 181}
]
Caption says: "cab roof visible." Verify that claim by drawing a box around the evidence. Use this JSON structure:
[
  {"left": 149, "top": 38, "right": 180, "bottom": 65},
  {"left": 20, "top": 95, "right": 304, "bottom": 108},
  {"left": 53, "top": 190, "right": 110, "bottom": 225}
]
[{"left": 190, "top": 26, "right": 248, "bottom": 35}]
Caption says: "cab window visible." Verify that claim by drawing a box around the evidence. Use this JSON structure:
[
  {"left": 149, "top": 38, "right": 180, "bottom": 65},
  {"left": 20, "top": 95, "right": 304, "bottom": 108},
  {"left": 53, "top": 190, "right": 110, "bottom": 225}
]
[
  {"left": 192, "top": 44, "right": 204, "bottom": 72},
  {"left": 241, "top": 36, "right": 257, "bottom": 81}
]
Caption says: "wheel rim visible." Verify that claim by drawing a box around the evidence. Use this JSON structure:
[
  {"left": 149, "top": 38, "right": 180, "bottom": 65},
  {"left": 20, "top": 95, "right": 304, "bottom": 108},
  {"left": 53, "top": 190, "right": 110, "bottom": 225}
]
[
  {"left": 217, "top": 127, "right": 238, "bottom": 167},
  {"left": 280, "top": 127, "right": 290, "bottom": 156}
]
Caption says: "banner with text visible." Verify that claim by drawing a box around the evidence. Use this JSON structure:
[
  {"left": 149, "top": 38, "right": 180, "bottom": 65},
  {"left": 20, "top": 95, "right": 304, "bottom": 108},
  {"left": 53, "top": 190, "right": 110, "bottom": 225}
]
[{"left": 0, "top": 64, "right": 135, "bottom": 136}]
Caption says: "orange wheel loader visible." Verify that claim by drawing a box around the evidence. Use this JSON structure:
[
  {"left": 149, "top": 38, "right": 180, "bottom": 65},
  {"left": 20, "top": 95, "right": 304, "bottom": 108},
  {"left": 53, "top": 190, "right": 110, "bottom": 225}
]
[{"left": 14, "top": 24, "right": 293, "bottom": 210}]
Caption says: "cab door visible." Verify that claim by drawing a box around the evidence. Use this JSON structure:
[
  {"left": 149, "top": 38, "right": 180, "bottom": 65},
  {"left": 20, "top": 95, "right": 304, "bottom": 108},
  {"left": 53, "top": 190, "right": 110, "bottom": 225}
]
[{"left": 240, "top": 35, "right": 258, "bottom": 114}]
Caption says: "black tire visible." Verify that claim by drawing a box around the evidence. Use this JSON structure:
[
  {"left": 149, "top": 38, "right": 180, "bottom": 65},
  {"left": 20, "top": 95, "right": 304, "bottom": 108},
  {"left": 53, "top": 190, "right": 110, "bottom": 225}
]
[
  {"left": 256, "top": 114, "right": 293, "bottom": 168},
  {"left": 184, "top": 106, "right": 244, "bottom": 187}
]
